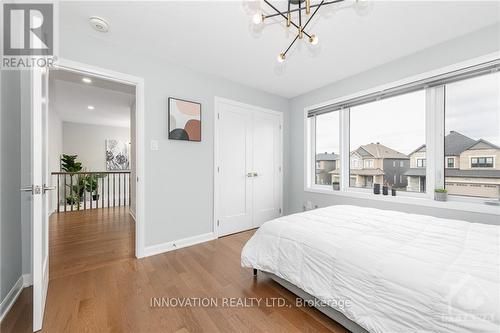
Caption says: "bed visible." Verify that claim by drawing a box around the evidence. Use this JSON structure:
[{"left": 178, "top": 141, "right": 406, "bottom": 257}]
[{"left": 241, "top": 205, "right": 500, "bottom": 333}]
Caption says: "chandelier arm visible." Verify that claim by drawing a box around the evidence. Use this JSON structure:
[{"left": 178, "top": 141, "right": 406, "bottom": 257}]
[
  {"left": 302, "top": 0, "right": 325, "bottom": 31},
  {"left": 262, "top": 0, "right": 312, "bottom": 38},
  {"left": 264, "top": 0, "right": 345, "bottom": 19},
  {"left": 283, "top": 34, "right": 300, "bottom": 57}
]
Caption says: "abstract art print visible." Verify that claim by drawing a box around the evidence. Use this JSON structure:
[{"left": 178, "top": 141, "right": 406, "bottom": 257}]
[
  {"left": 168, "top": 97, "right": 201, "bottom": 141},
  {"left": 106, "top": 139, "right": 130, "bottom": 170}
]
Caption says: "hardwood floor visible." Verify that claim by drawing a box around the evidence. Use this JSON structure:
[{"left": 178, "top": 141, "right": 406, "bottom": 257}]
[{"left": 1, "top": 208, "right": 348, "bottom": 333}]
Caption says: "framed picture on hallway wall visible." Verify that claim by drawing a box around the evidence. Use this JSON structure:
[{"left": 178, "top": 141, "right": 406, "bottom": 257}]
[
  {"left": 168, "top": 97, "right": 202, "bottom": 142},
  {"left": 106, "top": 139, "right": 130, "bottom": 170}
]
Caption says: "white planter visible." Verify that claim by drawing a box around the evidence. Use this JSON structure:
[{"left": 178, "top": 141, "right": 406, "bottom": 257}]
[{"left": 434, "top": 192, "right": 448, "bottom": 202}]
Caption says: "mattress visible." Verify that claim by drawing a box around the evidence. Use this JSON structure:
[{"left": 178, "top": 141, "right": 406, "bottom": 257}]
[{"left": 241, "top": 205, "right": 500, "bottom": 333}]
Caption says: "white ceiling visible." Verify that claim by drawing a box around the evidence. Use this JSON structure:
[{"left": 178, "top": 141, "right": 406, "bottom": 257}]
[
  {"left": 49, "top": 69, "right": 135, "bottom": 128},
  {"left": 59, "top": 1, "right": 500, "bottom": 98}
]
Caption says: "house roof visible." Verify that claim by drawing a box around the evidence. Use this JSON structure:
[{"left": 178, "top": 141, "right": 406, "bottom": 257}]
[
  {"left": 338, "top": 168, "right": 385, "bottom": 176},
  {"left": 445, "top": 169, "right": 500, "bottom": 179},
  {"left": 464, "top": 139, "right": 500, "bottom": 151},
  {"left": 404, "top": 168, "right": 500, "bottom": 179},
  {"left": 316, "top": 153, "right": 339, "bottom": 161},
  {"left": 445, "top": 131, "right": 477, "bottom": 156},
  {"left": 404, "top": 168, "right": 426, "bottom": 177},
  {"left": 408, "top": 144, "right": 426, "bottom": 156},
  {"left": 355, "top": 143, "right": 409, "bottom": 159},
  {"left": 407, "top": 131, "right": 498, "bottom": 157}
]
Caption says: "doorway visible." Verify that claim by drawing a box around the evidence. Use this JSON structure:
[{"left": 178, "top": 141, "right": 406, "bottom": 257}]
[{"left": 28, "top": 60, "right": 144, "bottom": 332}]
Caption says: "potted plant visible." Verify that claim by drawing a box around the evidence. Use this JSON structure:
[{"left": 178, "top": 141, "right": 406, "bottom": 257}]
[
  {"left": 84, "top": 173, "right": 106, "bottom": 201},
  {"left": 332, "top": 182, "right": 340, "bottom": 191},
  {"left": 434, "top": 188, "right": 448, "bottom": 201},
  {"left": 382, "top": 182, "right": 389, "bottom": 195},
  {"left": 61, "top": 154, "right": 84, "bottom": 208}
]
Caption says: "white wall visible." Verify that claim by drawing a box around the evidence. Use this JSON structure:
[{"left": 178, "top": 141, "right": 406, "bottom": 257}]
[
  {"left": 130, "top": 101, "right": 136, "bottom": 217},
  {"left": 62, "top": 122, "right": 130, "bottom": 172},
  {"left": 48, "top": 107, "right": 63, "bottom": 213},
  {"left": 288, "top": 24, "right": 500, "bottom": 224},
  {"left": 59, "top": 30, "right": 291, "bottom": 249}
]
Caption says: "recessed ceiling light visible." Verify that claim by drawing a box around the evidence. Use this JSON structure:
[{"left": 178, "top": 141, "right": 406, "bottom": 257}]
[
  {"left": 87, "top": 105, "right": 95, "bottom": 110},
  {"left": 82, "top": 77, "right": 92, "bottom": 84}
]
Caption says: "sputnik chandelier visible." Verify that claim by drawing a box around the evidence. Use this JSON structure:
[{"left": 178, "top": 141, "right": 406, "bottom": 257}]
[{"left": 249, "top": 0, "right": 371, "bottom": 62}]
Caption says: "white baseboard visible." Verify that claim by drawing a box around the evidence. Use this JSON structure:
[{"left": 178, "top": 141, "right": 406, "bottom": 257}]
[
  {"left": 23, "top": 273, "right": 33, "bottom": 287},
  {"left": 143, "top": 232, "right": 216, "bottom": 257},
  {"left": 129, "top": 209, "right": 136, "bottom": 221},
  {"left": 0, "top": 276, "right": 24, "bottom": 323}
]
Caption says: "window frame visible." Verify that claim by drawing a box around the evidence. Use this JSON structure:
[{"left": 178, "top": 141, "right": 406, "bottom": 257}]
[
  {"left": 304, "top": 54, "right": 500, "bottom": 212},
  {"left": 447, "top": 157, "right": 455, "bottom": 168}
]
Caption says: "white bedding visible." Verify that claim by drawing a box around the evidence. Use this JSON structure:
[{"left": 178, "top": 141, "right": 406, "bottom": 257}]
[{"left": 241, "top": 205, "right": 500, "bottom": 333}]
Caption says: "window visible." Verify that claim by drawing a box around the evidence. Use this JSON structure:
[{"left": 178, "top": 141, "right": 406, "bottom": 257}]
[
  {"left": 445, "top": 72, "right": 499, "bottom": 198},
  {"left": 307, "top": 60, "right": 499, "bottom": 204},
  {"left": 349, "top": 90, "right": 425, "bottom": 191},
  {"left": 471, "top": 157, "right": 494, "bottom": 168},
  {"left": 447, "top": 158, "right": 455, "bottom": 168},
  {"left": 312, "top": 112, "right": 340, "bottom": 186},
  {"left": 417, "top": 159, "right": 426, "bottom": 168}
]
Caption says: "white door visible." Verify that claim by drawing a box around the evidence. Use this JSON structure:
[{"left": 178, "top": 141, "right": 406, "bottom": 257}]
[
  {"left": 26, "top": 66, "right": 50, "bottom": 332},
  {"left": 252, "top": 111, "right": 282, "bottom": 227},
  {"left": 215, "top": 99, "right": 282, "bottom": 237},
  {"left": 217, "top": 102, "right": 253, "bottom": 236}
]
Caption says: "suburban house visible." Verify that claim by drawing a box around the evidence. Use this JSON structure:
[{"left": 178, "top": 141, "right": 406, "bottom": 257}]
[
  {"left": 328, "top": 143, "right": 409, "bottom": 189},
  {"left": 405, "top": 131, "right": 500, "bottom": 197},
  {"left": 315, "top": 153, "right": 340, "bottom": 185}
]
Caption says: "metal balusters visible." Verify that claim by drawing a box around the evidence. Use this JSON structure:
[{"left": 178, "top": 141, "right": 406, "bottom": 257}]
[
  {"left": 52, "top": 171, "right": 131, "bottom": 212},
  {"left": 118, "top": 173, "right": 121, "bottom": 206},
  {"left": 102, "top": 176, "right": 105, "bottom": 208}
]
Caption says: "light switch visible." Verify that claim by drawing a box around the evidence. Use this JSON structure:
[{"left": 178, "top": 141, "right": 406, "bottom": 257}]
[{"left": 150, "top": 140, "right": 159, "bottom": 151}]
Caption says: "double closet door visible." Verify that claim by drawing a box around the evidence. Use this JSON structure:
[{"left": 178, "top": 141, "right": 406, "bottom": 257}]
[{"left": 215, "top": 98, "right": 283, "bottom": 237}]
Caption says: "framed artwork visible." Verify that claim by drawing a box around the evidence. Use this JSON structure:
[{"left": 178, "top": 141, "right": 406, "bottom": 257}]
[
  {"left": 168, "top": 97, "right": 201, "bottom": 142},
  {"left": 106, "top": 139, "right": 130, "bottom": 170}
]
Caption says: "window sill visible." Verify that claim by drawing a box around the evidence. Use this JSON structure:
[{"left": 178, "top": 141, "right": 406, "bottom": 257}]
[{"left": 304, "top": 186, "right": 500, "bottom": 215}]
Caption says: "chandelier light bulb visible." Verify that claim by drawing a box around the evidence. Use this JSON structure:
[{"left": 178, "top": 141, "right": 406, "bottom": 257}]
[
  {"left": 252, "top": 13, "right": 264, "bottom": 25},
  {"left": 277, "top": 53, "right": 286, "bottom": 63},
  {"left": 309, "top": 35, "right": 319, "bottom": 45}
]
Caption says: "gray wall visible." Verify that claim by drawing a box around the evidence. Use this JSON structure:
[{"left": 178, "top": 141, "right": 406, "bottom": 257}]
[
  {"left": 59, "top": 27, "right": 290, "bottom": 247},
  {"left": 62, "top": 121, "right": 130, "bottom": 172},
  {"left": 0, "top": 71, "right": 23, "bottom": 301},
  {"left": 288, "top": 24, "right": 500, "bottom": 224}
]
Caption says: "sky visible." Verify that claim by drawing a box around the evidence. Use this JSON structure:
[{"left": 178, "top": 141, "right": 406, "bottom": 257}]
[{"left": 315, "top": 72, "right": 500, "bottom": 156}]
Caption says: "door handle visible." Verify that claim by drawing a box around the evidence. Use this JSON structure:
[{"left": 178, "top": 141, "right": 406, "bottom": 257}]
[
  {"left": 20, "top": 186, "right": 34, "bottom": 192},
  {"left": 43, "top": 184, "right": 56, "bottom": 193},
  {"left": 253, "top": 172, "right": 258, "bottom": 177},
  {"left": 20, "top": 185, "right": 41, "bottom": 194},
  {"left": 247, "top": 172, "right": 254, "bottom": 178}
]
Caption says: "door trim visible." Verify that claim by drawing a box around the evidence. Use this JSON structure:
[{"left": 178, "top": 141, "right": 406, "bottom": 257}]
[
  {"left": 213, "top": 97, "right": 283, "bottom": 239},
  {"left": 53, "top": 58, "right": 146, "bottom": 258}
]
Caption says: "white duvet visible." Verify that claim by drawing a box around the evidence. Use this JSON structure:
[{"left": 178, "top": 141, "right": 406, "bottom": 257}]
[{"left": 241, "top": 205, "right": 500, "bottom": 333}]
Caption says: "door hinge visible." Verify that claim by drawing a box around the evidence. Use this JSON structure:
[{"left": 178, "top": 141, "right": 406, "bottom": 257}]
[
  {"left": 217, "top": 113, "right": 220, "bottom": 120},
  {"left": 217, "top": 220, "right": 220, "bottom": 227},
  {"left": 279, "top": 124, "right": 282, "bottom": 130},
  {"left": 217, "top": 166, "right": 220, "bottom": 173},
  {"left": 278, "top": 166, "right": 282, "bottom": 172},
  {"left": 279, "top": 208, "right": 282, "bottom": 214}
]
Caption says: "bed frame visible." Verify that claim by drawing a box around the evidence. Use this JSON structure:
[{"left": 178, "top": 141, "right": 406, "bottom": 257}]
[{"left": 253, "top": 269, "right": 370, "bottom": 333}]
